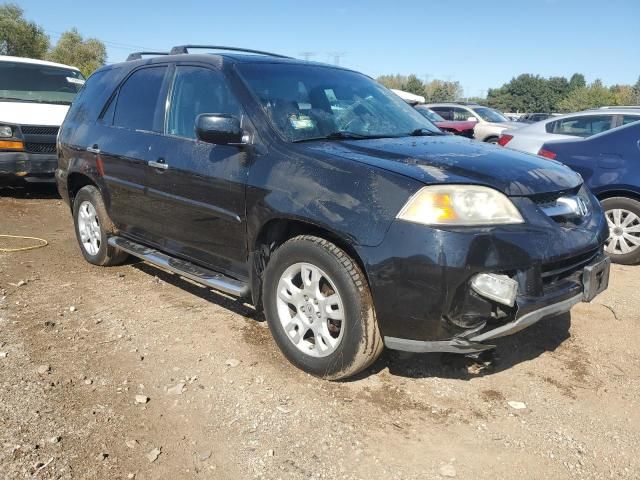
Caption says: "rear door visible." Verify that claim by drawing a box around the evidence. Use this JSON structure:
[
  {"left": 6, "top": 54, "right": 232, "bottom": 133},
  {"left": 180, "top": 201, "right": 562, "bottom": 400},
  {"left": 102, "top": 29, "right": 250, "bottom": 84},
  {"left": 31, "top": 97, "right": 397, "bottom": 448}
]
[
  {"left": 96, "top": 65, "right": 172, "bottom": 244},
  {"left": 145, "top": 64, "right": 251, "bottom": 279}
]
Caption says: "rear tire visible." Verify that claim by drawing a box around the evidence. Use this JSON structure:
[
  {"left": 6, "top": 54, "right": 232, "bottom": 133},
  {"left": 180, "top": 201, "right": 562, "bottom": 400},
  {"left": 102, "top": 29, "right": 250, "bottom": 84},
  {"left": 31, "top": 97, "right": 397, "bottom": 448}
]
[
  {"left": 72, "top": 185, "right": 128, "bottom": 266},
  {"left": 485, "top": 136, "right": 499, "bottom": 144},
  {"left": 263, "top": 235, "right": 383, "bottom": 380},
  {"left": 602, "top": 197, "right": 640, "bottom": 265}
]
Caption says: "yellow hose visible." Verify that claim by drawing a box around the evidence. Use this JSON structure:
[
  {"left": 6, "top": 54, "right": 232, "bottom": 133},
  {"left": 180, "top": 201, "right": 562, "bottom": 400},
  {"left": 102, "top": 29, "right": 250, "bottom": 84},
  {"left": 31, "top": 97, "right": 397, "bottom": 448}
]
[{"left": 0, "top": 235, "right": 49, "bottom": 252}]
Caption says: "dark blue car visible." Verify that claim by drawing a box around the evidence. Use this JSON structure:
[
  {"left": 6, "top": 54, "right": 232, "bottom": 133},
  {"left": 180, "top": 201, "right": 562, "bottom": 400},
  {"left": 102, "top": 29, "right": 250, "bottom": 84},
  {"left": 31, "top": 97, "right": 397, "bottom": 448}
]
[{"left": 539, "top": 121, "right": 640, "bottom": 264}]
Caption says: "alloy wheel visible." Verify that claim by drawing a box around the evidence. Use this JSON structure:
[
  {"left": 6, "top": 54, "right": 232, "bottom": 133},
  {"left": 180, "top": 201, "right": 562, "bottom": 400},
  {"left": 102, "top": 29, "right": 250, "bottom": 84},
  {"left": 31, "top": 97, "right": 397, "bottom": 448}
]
[
  {"left": 275, "top": 262, "right": 345, "bottom": 358},
  {"left": 77, "top": 200, "right": 102, "bottom": 256},
  {"left": 605, "top": 208, "right": 640, "bottom": 255}
]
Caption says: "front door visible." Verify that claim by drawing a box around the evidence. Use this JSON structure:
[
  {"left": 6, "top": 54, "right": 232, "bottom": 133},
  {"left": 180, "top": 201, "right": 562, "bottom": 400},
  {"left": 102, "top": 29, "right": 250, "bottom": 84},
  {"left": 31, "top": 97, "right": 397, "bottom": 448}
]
[{"left": 146, "top": 65, "right": 251, "bottom": 279}]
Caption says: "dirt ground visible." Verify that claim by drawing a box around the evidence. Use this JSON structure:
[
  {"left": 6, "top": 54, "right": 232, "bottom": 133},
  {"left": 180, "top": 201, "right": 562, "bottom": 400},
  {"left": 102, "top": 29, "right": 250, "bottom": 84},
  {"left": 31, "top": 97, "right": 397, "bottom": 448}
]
[{"left": 0, "top": 184, "right": 639, "bottom": 480}]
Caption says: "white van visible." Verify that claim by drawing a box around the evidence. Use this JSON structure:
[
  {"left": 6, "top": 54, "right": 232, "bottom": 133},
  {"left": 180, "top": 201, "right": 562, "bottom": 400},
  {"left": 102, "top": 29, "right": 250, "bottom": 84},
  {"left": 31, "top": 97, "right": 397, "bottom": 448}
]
[{"left": 0, "top": 55, "right": 84, "bottom": 183}]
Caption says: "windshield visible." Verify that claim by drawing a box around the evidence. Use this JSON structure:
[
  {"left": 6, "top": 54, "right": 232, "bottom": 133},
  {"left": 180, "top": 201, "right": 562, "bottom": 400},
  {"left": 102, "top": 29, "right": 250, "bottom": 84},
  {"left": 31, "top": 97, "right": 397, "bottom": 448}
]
[
  {"left": 0, "top": 61, "right": 85, "bottom": 105},
  {"left": 415, "top": 107, "right": 445, "bottom": 123},
  {"left": 236, "top": 63, "right": 440, "bottom": 142},
  {"left": 472, "top": 107, "right": 509, "bottom": 123}
]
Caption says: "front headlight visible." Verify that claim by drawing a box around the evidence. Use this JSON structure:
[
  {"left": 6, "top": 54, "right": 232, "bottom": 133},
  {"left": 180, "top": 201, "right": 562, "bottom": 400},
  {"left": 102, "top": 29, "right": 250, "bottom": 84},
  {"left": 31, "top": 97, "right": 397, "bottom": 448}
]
[
  {"left": 0, "top": 125, "right": 13, "bottom": 138},
  {"left": 397, "top": 185, "right": 524, "bottom": 226}
]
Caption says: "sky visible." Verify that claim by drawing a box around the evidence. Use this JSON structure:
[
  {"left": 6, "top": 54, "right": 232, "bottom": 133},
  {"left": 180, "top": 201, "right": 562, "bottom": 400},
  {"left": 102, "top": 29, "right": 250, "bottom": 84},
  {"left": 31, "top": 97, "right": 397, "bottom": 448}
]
[{"left": 16, "top": 0, "right": 640, "bottom": 98}]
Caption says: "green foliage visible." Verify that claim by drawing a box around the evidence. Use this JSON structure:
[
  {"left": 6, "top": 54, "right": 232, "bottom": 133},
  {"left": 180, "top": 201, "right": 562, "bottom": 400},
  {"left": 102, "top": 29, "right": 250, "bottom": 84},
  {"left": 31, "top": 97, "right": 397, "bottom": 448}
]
[
  {"left": 487, "top": 74, "right": 563, "bottom": 112},
  {"left": 376, "top": 74, "right": 462, "bottom": 102},
  {"left": 0, "top": 3, "right": 49, "bottom": 58},
  {"left": 557, "top": 80, "right": 616, "bottom": 112},
  {"left": 47, "top": 28, "right": 106, "bottom": 77},
  {"left": 568, "top": 73, "right": 586, "bottom": 91},
  {"left": 631, "top": 77, "right": 640, "bottom": 105}
]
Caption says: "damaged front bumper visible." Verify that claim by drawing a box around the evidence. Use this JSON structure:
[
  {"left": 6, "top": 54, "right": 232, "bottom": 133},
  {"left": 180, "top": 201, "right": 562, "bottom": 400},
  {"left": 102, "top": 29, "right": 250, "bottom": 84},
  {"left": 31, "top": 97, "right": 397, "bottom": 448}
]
[{"left": 384, "top": 254, "right": 611, "bottom": 354}]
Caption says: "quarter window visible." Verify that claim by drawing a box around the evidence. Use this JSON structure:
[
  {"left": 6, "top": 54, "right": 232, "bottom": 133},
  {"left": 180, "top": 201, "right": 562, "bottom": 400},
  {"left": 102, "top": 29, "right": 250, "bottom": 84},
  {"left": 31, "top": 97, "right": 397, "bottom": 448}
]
[
  {"left": 113, "top": 66, "right": 167, "bottom": 132},
  {"left": 545, "top": 115, "right": 613, "bottom": 137},
  {"left": 622, "top": 115, "right": 640, "bottom": 125},
  {"left": 167, "top": 66, "right": 240, "bottom": 139}
]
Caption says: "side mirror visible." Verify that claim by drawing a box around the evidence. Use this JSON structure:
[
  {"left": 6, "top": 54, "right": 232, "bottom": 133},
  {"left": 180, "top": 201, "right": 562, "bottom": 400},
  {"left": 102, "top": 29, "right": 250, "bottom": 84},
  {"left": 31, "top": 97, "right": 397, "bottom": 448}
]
[
  {"left": 467, "top": 116, "right": 478, "bottom": 122},
  {"left": 195, "top": 114, "right": 243, "bottom": 145}
]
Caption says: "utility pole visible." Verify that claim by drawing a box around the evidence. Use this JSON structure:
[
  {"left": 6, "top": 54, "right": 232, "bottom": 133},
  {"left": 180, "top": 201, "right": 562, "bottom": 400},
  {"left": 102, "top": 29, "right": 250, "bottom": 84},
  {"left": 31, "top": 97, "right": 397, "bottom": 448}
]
[
  {"left": 300, "top": 51, "right": 316, "bottom": 61},
  {"left": 328, "top": 52, "right": 346, "bottom": 66}
]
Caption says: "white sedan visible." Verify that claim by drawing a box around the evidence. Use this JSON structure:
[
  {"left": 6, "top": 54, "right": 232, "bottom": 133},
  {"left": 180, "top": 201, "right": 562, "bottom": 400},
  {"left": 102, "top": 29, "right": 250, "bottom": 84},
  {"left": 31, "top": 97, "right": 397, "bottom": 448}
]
[{"left": 498, "top": 108, "right": 640, "bottom": 154}]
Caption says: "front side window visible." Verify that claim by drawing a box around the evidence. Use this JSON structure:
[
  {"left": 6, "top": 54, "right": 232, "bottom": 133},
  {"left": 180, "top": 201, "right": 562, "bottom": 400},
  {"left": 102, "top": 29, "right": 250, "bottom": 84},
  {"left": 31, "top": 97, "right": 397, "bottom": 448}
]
[
  {"left": 113, "top": 66, "right": 167, "bottom": 132},
  {"left": 0, "top": 61, "right": 85, "bottom": 105},
  {"left": 167, "top": 66, "right": 240, "bottom": 139},
  {"left": 546, "top": 115, "right": 613, "bottom": 137},
  {"left": 236, "top": 63, "right": 439, "bottom": 142},
  {"left": 471, "top": 107, "right": 509, "bottom": 123}
]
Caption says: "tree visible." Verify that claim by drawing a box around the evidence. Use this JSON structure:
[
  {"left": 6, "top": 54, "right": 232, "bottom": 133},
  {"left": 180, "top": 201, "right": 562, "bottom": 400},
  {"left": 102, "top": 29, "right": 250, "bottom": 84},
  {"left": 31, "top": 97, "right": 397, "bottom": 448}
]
[
  {"left": 568, "top": 73, "right": 586, "bottom": 91},
  {"left": 376, "top": 74, "right": 407, "bottom": 90},
  {"left": 0, "top": 3, "right": 49, "bottom": 58},
  {"left": 610, "top": 84, "right": 634, "bottom": 106},
  {"left": 402, "top": 74, "right": 425, "bottom": 96},
  {"left": 47, "top": 28, "right": 106, "bottom": 77},
  {"left": 424, "top": 80, "right": 462, "bottom": 102},
  {"left": 631, "top": 76, "right": 640, "bottom": 105},
  {"left": 557, "top": 80, "right": 615, "bottom": 112}
]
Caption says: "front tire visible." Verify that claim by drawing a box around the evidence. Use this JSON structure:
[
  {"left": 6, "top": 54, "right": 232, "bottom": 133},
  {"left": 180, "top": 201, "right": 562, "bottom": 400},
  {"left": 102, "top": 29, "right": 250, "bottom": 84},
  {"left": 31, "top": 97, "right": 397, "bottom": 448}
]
[
  {"left": 485, "top": 136, "right": 499, "bottom": 144},
  {"left": 72, "top": 185, "right": 128, "bottom": 266},
  {"left": 602, "top": 197, "right": 640, "bottom": 265},
  {"left": 263, "top": 235, "right": 383, "bottom": 380}
]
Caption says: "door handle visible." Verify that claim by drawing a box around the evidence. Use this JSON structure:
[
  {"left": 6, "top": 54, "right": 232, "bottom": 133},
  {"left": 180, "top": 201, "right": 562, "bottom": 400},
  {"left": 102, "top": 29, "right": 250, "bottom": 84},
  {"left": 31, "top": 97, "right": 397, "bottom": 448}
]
[
  {"left": 148, "top": 159, "right": 168, "bottom": 170},
  {"left": 87, "top": 145, "right": 100, "bottom": 154}
]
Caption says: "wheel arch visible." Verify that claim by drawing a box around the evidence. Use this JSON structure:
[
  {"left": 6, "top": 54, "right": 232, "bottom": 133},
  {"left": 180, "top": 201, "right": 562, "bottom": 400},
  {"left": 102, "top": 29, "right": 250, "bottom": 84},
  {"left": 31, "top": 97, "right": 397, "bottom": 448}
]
[
  {"left": 67, "top": 172, "right": 99, "bottom": 209},
  {"left": 249, "top": 217, "right": 369, "bottom": 310},
  {"left": 596, "top": 189, "right": 640, "bottom": 203}
]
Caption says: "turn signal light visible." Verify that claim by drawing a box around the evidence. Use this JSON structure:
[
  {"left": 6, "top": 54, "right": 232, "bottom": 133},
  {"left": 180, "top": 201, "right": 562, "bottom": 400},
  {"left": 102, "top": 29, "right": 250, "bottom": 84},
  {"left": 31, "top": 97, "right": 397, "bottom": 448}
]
[
  {"left": 0, "top": 140, "right": 24, "bottom": 151},
  {"left": 538, "top": 148, "right": 557, "bottom": 159}
]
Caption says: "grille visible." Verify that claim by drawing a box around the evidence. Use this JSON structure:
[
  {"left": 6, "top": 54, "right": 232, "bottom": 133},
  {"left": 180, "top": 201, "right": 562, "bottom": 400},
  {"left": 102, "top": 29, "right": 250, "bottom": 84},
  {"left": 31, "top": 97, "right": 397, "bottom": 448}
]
[
  {"left": 541, "top": 249, "right": 600, "bottom": 284},
  {"left": 20, "top": 125, "right": 60, "bottom": 136},
  {"left": 24, "top": 142, "right": 57, "bottom": 154}
]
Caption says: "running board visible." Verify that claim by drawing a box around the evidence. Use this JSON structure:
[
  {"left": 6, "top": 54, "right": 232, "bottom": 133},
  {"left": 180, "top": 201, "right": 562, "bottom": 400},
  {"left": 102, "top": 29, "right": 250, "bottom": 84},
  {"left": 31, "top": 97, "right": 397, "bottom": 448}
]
[{"left": 108, "top": 236, "right": 250, "bottom": 298}]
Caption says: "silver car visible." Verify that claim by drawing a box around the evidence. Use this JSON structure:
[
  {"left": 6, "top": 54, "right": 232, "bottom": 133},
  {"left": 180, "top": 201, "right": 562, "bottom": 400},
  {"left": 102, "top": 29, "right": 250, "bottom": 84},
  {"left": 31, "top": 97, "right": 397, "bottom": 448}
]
[
  {"left": 499, "top": 109, "right": 640, "bottom": 154},
  {"left": 425, "top": 103, "right": 521, "bottom": 143}
]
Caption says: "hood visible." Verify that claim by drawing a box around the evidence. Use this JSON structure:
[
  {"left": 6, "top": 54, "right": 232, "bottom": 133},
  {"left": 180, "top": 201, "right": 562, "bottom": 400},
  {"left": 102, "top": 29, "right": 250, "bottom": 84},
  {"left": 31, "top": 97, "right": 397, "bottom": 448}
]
[
  {"left": 305, "top": 135, "right": 581, "bottom": 196},
  {"left": 0, "top": 101, "right": 70, "bottom": 126}
]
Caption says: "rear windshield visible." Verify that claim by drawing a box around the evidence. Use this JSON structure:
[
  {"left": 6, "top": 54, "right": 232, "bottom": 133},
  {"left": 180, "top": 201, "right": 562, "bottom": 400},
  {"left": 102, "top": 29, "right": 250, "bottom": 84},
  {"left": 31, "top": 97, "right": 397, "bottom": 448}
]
[{"left": 0, "top": 61, "right": 85, "bottom": 105}]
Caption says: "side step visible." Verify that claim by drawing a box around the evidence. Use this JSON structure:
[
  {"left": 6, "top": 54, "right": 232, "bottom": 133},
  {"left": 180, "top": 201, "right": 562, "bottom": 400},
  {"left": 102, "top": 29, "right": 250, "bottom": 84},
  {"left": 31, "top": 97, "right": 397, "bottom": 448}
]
[{"left": 108, "top": 236, "right": 250, "bottom": 298}]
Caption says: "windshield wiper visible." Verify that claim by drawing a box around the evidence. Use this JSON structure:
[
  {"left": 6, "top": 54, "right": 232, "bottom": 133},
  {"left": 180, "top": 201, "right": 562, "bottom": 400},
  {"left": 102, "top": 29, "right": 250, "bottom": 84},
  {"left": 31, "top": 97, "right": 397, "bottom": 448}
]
[
  {"left": 408, "top": 128, "right": 446, "bottom": 136},
  {"left": 292, "top": 131, "right": 394, "bottom": 143}
]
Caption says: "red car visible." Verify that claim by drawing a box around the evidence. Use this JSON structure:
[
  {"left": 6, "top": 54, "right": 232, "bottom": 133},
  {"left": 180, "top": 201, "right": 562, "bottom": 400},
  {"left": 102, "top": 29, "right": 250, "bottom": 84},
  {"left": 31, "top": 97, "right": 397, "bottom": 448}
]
[{"left": 415, "top": 105, "right": 475, "bottom": 138}]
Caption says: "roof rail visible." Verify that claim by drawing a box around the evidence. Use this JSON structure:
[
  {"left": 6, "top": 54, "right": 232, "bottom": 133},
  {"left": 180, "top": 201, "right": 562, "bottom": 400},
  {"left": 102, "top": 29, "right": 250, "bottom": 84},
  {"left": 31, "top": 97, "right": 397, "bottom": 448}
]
[
  {"left": 126, "top": 51, "right": 169, "bottom": 61},
  {"left": 169, "top": 45, "right": 292, "bottom": 59}
]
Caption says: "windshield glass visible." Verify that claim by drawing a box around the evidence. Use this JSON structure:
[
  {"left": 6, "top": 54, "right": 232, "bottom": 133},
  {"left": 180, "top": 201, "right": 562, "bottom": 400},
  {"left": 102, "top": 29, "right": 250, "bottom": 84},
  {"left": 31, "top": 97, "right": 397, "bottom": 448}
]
[
  {"left": 416, "top": 107, "right": 445, "bottom": 122},
  {"left": 0, "top": 61, "right": 85, "bottom": 105},
  {"left": 236, "top": 63, "right": 439, "bottom": 142},
  {"left": 472, "top": 107, "right": 509, "bottom": 123}
]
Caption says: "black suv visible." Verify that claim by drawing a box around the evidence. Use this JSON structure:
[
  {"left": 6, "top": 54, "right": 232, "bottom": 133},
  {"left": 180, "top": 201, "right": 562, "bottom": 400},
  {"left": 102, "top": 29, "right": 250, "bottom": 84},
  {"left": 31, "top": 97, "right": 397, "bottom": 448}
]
[{"left": 56, "top": 46, "right": 610, "bottom": 379}]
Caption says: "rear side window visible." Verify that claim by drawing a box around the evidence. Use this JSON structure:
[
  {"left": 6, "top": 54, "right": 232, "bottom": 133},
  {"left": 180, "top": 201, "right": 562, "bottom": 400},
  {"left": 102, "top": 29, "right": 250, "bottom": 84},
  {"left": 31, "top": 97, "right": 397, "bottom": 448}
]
[
  {"left": 452, "top": 107, "right": 472, "bottom": 121},
  {"left": 167, "top": 66, "right": 240, "bottom": 139},
  {"left": 622, "top": 115, "right": 640, "bottom": 125},
  {"left": 114, "top": 66, "right": 167, "bottom": 132},
  {"left": 64, "top": 68, "right": 122, "bottom": 124},
  {"left": 545, "top": 115, "right": 613, "bottom": 137}
]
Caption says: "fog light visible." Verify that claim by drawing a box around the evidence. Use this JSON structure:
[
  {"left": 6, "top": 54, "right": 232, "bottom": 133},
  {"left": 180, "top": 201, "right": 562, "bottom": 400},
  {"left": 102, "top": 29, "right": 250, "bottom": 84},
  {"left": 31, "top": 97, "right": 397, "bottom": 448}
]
[
  {"left": 0, "top": 126, "right": 12, "bottom": 138},
  {"left": 471, "top": 273, "right": 518, "bottom": 307}
]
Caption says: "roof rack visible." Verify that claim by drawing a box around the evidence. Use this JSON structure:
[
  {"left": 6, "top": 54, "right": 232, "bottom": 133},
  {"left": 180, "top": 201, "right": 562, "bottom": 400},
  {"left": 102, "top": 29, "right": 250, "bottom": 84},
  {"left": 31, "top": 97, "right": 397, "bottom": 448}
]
[
  {"left": 169, "top": 45, "right": 292, "bottom": 59},
  {"left": 126, "top": 51, "right": 169, "bottom": 61}
]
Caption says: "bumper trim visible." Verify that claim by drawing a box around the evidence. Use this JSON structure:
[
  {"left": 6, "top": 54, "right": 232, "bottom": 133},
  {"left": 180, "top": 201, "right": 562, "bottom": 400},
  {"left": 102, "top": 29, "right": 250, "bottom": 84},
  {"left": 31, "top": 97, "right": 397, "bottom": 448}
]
[{"left": 384, "top": 293, "right": 583, "bottom": 354}]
